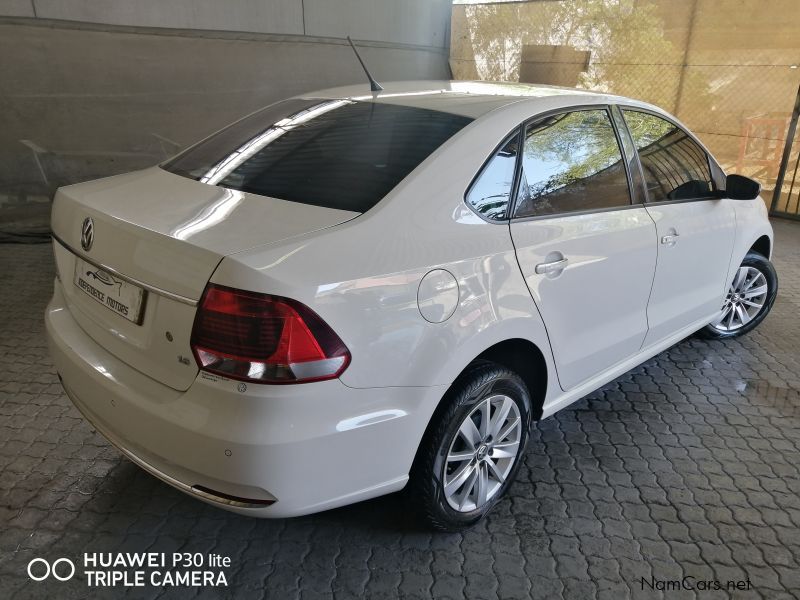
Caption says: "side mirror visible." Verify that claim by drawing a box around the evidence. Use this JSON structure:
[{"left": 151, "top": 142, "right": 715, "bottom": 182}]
[{"left": 724, "top": 174, "right": 761, "bottom": 200}]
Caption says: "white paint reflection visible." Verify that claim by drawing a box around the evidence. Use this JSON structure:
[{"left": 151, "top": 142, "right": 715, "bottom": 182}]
[
  {"left": 171, "top": 189, "right": 244, "bottom": 240},
  {"left": 93, "top": 363, "right": 119, "bottom": 384},
  {"left": 350, "top": 90, "right": 447, "bottom": 101},
  {"left": 260, "top": 245, "right": 308, "bottom": 270},
  {"left": 336, "top": 409, "right": 407, "bottom": 432},
  {"left": 348, "top": 81, "right": 584, "bottom": 100},
  {"left": 200, "top": 100, "right": 351, "bottom": 185},
  {"left": 448, "top": 80, "right": 581, "bottom": 97}
]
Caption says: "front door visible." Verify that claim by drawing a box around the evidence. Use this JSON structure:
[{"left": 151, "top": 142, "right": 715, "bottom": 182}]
[
  {"left": 510, "top": 108, "right": 657, "bottom": 391},
  {"left": 619, "top": 109, "right": 736, "bottom": 347}
]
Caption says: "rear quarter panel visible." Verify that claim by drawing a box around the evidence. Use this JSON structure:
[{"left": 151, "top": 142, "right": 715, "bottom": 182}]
[{"left": 212, "top": 205, "right": 554, "bottom": 392}]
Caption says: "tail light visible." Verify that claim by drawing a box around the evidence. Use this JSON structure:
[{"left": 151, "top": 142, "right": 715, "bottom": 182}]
[{"left": 190, "top": 284, "right": 350, "bottom": 384}]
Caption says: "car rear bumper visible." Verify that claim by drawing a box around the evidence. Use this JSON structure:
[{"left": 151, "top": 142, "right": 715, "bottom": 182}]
[{"left": 45, "top": 280, "right": 445, "bottom": 517}]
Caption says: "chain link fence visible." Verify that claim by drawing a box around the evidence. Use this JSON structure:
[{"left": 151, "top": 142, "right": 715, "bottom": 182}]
[{"left": 451, "top": 0, "right": 800, "bottom": 209}]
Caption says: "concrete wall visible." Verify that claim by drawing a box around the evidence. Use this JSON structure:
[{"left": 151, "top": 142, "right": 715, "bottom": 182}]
[
  {"left": 0, "top": 1, "right": 452, "bottom": 216},
  {"left": 0, "top": 0, "right": 451, "bottom": 47}
]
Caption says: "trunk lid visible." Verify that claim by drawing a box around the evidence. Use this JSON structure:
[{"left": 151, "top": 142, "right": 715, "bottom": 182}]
[{"left": 51, "top": 167, "right": 357, "bottom": 391}]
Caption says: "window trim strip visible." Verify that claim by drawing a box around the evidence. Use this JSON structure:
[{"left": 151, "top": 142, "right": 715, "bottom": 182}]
[
  {"left": 611, "top": 104, "right": 649, "bottom": 204},
  {"left": 510, "top": 201, "right": 650, "bottom": 225},
  {"left": 607, "top": 105, "right": 639, "bottom": 207}
]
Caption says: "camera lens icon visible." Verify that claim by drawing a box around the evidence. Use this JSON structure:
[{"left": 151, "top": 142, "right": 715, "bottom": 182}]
[{"left": 27, "top": 557, "right": 75, "bottom": 582}]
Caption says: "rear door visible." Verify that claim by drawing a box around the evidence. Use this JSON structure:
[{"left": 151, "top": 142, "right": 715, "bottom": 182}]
[
  {"left": 619, "top": 109, "right": 736, "bottom": 347},
  {"left": 509, "top": 108, "right": 657, "bottom": 391}
]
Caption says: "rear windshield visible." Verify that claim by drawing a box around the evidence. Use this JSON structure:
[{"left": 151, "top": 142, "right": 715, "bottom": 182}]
[{"left": 162, "top": 99, "right": 473, "bottom": 213}]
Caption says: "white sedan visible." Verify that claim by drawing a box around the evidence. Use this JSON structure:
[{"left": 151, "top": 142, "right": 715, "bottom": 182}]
[{"left": 46, "top": 81, "right": 777, "bottom": 530}]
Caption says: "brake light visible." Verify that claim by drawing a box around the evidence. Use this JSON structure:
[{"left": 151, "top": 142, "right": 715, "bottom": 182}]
[{"left": 190, "top": 284, "right": 350, "bottom": 384}]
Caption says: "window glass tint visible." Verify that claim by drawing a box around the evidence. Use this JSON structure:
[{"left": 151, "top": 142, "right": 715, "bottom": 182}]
[
  {"left": 514, "top": 110, "right": 631, "bottom": 218},
  {"left": 466, "top": 131, "right": 519, "bottom": 220},
  {"left": 163, "top": 100, "right": 473, "bottom": 213},
  {"left": 622, "top": 110, "right": 714, "bottom": 202}
]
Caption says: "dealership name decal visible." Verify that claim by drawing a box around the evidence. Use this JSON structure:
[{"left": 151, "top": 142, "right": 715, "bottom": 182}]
[{"left": 28, "top": 553, "right": 230, "bottom": 587}]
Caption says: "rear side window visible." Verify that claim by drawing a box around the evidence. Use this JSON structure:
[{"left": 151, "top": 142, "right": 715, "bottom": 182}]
[
  {"left": 163, "top": 99, "right": 473, "bottom": 213},
  {"left": 465, "top": 131, "right": 520, "bottom": 221},
  {"left": 622, "top": 110, "right": 714, "bottom": 202},
  {"left": 513, "top": 109, "right": 631, "bottom": 219}
]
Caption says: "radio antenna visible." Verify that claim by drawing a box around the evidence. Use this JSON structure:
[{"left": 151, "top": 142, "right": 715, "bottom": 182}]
[{"left": 346, "top": 36, "right": 383, "bottom": 92}]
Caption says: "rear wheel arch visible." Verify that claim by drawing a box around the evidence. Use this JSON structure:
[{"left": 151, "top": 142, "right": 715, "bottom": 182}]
[
  {"left": 470, "top": 339, "right": 548, "bottom": 421},
  {"left": 413, "top": 338, "right": 548, "bottom": 468},
  {"left": 407, "top": 341, "right": 548, "bottom": 530}
]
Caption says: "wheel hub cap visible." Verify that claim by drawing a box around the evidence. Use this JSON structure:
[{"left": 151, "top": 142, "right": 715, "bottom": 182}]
[
  {"left": 442, "top": 394, "right": 522, "bottom": 513},
  {"left": 710, "top": 265, "right": 768, "bottom": 332}
]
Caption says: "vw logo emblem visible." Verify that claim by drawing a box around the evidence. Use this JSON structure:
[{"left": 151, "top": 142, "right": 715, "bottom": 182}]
[
  {"left": 476, "top": 444, "right": 489, "bottom": 461},
  {"left": 80, "top": 217, "right": 94, "bottom": 251}
]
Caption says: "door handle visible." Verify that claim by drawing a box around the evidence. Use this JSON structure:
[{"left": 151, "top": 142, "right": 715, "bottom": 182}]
[
  {"left": 661, "top": 233, "right": 680, "bottom": 246},
  {"left": 535, "top": 257, "right": 569, "bottom": 274}
]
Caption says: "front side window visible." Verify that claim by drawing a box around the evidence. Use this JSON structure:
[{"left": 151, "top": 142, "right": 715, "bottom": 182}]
[
  {"left": 465, "top": 131, "right": 520, "bottom": 220},
  {"left": 622, "top": 110, "right": 714, "bottom": 202},
  {"left": 513, "top": 109, "right": 631, "bottom": 219},
  {"left": 163, "top": 100, "right": 473, "bottom": 213}
]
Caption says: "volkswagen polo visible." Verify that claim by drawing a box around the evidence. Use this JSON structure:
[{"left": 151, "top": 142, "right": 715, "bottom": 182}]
[{"left": 46, "top": 81, "right": 777, "bottom": 530}]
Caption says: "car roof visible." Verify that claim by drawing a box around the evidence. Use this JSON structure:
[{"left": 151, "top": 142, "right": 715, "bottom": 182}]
[{"left": 297, "top": 80, "right": 642, "bottom": 119}]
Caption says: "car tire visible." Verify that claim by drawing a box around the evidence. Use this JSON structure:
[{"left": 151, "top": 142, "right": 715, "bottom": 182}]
[
  {"left": 698, "top": 251, "right": 778, "bottom": 340},
  {"left": 408, "top": 363, "right": 532, "bottom": 532}
]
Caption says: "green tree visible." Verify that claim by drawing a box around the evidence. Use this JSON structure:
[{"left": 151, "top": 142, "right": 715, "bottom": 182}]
[{"left": 453, "top": 0, "right": 712, "bottom": 115}]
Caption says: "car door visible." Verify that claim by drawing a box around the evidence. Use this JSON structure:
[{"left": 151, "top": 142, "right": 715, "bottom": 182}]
[
  {"left": 619, "top": 108, "right": 736, "bottom": 348},
  {"left": 509, "top": 108, "right": 657, "bottom": 391}
]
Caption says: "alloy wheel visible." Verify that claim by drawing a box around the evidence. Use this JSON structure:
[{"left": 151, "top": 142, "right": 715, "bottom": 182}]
[
  {"left": 710, "top": 266, "right": 768, "bottom": 332},
  {"left": 443, "top": 394, "right": 522, "bottom": 512}
]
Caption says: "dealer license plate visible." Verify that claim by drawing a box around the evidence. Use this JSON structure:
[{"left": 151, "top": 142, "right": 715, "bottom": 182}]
[{"left": 73, "top": 258, "right": 147, "bottom": 324}]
